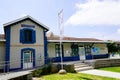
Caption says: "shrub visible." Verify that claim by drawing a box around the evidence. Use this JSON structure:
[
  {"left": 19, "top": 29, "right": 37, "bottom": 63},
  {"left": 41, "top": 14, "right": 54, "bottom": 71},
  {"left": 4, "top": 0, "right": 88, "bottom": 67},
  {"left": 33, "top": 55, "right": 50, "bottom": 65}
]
[
  {"left": 32, "top": 63, "right": 76, "bottom": 77},
  {"left": 41, "top": 63, "right": 52, "bottom": 75},
  {"left": 32, "top": 69, "right": 42, "bottom": 77},
  {"left": 51, "top": 64, "right": 59, "bottom": 73},
  {"left": 57, "top": 64, "right": 76, "bottom": 73},
  {"left": 63, "top": 64, "right": 76, "bottom": 73}
]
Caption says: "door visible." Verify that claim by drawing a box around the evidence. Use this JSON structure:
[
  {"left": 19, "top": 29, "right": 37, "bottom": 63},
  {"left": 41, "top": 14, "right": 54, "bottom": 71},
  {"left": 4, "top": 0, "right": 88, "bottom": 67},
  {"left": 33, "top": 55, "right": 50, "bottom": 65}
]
[
  {"left": 23, "top": 50, "right": 33, "bottom": 69},
  {"left": 79, "top": 47, "right": 85, "bottom": 60}
]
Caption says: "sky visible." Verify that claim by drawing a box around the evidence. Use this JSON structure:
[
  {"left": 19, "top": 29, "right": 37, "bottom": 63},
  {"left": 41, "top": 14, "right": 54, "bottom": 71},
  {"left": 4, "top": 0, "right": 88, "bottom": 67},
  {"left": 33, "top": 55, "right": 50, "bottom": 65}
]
[{"left": 0, "top": 0, "right": 120, "bottom": 41}]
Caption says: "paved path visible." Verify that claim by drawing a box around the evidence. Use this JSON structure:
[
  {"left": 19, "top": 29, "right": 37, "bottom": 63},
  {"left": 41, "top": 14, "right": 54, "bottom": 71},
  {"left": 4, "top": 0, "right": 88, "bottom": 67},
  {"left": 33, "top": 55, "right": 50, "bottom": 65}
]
[
  {"left": 0, "top": 70, "right": 32, "bottom": 80},
  {"left": 80, "top": 69, "right": 120, "bottom": 79}
]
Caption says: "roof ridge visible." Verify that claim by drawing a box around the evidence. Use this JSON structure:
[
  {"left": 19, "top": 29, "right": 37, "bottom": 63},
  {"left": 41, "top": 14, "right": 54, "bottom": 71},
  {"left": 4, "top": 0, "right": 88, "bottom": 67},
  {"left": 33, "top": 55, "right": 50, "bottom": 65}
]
[{"left": 3, "top": 15, "right": 49, "bottom": 30}]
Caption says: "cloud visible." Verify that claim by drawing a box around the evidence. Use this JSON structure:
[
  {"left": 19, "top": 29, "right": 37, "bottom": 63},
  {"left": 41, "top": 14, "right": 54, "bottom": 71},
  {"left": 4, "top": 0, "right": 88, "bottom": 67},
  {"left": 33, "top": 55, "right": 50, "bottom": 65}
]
[
  {"left": 93, "top": 31, "right": 120, "bottom": 41},
  {"left": 20, "top": 14, "right": 28, "bottom": 17},
  {"left": 117, "top": 29, "right": 120, "bottom": 34},
  {"left": 66, "top": 0, "right": 120, "bottom": 26},
  {"left": 104, "top": 33, "right": 120, "bottom": 40},
  {"left": 86, "top": 29, "right": 120, "bottom": 40}
]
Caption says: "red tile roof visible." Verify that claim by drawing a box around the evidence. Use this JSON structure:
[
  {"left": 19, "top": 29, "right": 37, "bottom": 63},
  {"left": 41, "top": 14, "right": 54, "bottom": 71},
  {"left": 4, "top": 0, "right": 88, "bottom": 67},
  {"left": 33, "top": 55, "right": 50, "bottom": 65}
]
[{"left": 47, "top": 35, "right": 104, "bottom": 42}]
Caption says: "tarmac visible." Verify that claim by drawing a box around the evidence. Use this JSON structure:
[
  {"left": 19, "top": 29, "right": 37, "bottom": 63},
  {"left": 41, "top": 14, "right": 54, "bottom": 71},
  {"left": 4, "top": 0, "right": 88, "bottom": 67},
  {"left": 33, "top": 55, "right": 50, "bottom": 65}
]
[{"left": 80, "top": 69, "right": 120, "bottom": 79}]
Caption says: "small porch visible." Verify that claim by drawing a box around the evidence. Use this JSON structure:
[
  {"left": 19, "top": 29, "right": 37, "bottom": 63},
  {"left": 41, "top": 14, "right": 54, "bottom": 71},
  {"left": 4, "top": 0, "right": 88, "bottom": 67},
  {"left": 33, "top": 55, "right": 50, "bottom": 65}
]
[{"left": 48, "top": 41, "right": 109, "bottom": 63}]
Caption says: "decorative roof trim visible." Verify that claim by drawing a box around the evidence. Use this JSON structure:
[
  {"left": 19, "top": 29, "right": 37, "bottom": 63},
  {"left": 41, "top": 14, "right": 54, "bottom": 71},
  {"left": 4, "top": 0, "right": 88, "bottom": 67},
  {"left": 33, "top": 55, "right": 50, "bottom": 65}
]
[
  {"left": 3, "top": 15, "right": 49, "bottom": 30},
  {"left": 48, "top": 40, "right": 108, "bottom": 43}
]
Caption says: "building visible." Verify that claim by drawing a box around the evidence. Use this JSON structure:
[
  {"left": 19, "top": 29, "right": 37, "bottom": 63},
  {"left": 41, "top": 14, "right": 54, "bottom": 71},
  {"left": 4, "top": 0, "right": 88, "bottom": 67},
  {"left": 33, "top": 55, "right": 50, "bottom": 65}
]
[
  {"left": 0, "top": 16, "right": 109, "bottom": 72},
  {"left": 47, "top": 33, "right": 109, "bottom": 62},
  {"left": 0, "top": 16, "right": 49, "bottom": 72}
]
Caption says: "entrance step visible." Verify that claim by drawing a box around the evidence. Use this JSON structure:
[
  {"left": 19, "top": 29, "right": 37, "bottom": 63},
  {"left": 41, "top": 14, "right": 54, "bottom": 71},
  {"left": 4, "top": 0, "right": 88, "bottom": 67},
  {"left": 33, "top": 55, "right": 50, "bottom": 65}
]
[{"left": 74, "top": 62, "right": 93, "bottom": 72}]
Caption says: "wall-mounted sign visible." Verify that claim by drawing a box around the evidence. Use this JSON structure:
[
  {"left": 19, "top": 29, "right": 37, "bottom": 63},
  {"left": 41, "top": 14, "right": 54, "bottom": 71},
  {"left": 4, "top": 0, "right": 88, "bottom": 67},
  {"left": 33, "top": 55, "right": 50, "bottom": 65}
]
[
  {"left": 21, "top": 24, "right": 35, "bottom": 28},
  {"left": 92, "top": 47, "right": 99, "bottom": 54}
]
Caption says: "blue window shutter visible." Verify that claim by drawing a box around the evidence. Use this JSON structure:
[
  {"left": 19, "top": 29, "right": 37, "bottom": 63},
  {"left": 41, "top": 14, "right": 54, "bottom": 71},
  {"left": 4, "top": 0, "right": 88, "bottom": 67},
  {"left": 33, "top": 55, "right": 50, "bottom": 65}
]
[
  {"left": 32, "top": 30, "right": 36, "bottom": 43},
  {"left": 20, "top": 29, "right": 24, "bottom": 43}
]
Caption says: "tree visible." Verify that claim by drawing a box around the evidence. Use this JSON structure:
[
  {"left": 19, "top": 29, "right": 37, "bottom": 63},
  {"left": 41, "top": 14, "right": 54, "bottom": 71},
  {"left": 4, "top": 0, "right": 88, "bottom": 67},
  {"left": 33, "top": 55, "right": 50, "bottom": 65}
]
[{"left": 107, "top": 42, "right": 118, "bottom": 53}]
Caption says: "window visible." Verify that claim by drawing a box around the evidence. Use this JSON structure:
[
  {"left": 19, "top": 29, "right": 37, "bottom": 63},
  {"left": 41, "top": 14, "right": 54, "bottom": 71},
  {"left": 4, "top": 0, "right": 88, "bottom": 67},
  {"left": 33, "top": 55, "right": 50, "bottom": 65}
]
[
  {"left": 20, "top": 28, "right": 36, "bottom": 44},
  {"left": 24, "top": 30, "right": 32, "bottom": 42},
  {"left": 71, "top": 44, "right": 79, "bottom": 56},
  {"left": 23, "top": 50, "right": 33, "bottom": 63},
  {"left": 55, "top": 44, "right": 60, "bottom": 57},
  {"left": 85, "top": 45, "right": 91, "bottom": 55}
]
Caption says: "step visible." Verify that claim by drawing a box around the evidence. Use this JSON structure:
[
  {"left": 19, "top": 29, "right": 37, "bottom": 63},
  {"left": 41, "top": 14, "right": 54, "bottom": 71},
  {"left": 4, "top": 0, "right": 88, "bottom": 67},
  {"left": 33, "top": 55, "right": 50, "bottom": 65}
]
[
  {"left": 74, "top": 63, "right": 86, "bottom": 66},
  {"left": 74, "top": 64, "right": 89, "bottom": 68},
  {"left": 75, "top": 66, "right": 93, "bottom": 72}
]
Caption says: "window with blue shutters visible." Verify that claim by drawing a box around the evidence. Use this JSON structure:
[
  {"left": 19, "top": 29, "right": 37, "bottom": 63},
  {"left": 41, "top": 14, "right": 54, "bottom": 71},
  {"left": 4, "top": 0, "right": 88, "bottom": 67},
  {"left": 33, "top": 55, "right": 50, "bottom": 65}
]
[{"left": 20, "top": 28, "right": 36, "bottom": 44}]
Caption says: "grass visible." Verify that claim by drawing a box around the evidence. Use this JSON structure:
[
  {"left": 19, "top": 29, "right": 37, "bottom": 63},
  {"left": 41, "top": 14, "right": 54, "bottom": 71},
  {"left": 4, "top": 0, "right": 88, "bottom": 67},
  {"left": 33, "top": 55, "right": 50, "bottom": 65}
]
[
  {"left": 99, "top": 67, "right": 120, "bottom": 73},
  {"left": 38, "top": 73, "right": 118, "bottom": 80}
]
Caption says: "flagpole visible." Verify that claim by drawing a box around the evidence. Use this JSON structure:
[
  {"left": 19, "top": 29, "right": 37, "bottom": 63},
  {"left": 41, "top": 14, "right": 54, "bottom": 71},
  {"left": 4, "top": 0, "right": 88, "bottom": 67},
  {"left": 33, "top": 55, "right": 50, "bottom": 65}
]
[
  {"left": 58, "top": 9, "right": 66, "bottom": 74},
  {"left": 58, "top": 9, "right": 63, "bottom": 70},
  {"left": 60, "top": 34, "right": 63, "bottom": 69}
]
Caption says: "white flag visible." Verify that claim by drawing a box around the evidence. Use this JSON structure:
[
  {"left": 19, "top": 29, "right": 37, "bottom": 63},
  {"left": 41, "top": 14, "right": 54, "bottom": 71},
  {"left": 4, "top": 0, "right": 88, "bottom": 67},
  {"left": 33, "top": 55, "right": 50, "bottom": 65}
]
[{"left": 58, "top": 9, "right": 64, "bottom": 40}]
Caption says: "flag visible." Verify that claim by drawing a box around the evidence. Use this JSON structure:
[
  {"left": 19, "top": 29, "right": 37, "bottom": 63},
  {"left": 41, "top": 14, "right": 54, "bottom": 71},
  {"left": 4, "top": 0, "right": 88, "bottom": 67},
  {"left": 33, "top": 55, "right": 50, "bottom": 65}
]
[{"left": 58, "top": 9, "right": 64, "bottom": 40}]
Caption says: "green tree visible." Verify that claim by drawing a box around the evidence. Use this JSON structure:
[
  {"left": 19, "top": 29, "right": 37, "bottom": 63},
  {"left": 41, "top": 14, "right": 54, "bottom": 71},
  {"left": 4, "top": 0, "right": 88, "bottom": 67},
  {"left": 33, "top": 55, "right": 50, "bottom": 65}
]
[{"left": 107, "top": 42, "right": 118, "bottom": 53}]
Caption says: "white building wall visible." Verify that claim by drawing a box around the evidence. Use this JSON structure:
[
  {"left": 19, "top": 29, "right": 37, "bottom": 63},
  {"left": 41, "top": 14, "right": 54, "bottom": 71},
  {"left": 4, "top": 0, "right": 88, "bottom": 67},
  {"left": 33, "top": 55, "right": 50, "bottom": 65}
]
[
  {"left": 48, "top": 43, "right": 55, "bottom": 58},
  {"left": 63, "top": 43, "right": 71, "bottom": 57},
  {"left": 93, "top": 44, "right": 108, "bottom": 54},
  {"left": 10, "top": 20, "right": 45, "bottom": 69}
]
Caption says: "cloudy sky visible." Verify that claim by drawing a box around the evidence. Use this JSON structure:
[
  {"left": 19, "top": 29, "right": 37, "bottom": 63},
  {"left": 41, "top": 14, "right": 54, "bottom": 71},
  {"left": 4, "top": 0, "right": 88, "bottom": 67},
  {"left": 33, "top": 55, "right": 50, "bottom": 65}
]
[{"left": 0, "top": 0, "right": 120, "bottom": 41}]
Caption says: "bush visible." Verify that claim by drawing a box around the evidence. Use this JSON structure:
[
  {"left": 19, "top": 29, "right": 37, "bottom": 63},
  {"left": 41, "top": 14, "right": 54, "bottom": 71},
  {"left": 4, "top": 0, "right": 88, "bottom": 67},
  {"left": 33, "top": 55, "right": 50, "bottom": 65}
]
[
  {"left": 41, "top": 64, "right": 51, "bottom": 75},
  {"left": 32, "top": 69, "right": 42, "bottom": 77},
  {"left": 32, "top": 63, "right": 76, "bottom": 77},
  {"left": 57, "top": 64, "right": 76, "bottom": 73},
  {"left": 64, "top": 64, "right": 76, "bottom": 73},
  {"left": 51, "top": 64, "right": 59, "bottom": 73},
  {"left": 32, "top": 63, "right": 52, "bottom": 77}
]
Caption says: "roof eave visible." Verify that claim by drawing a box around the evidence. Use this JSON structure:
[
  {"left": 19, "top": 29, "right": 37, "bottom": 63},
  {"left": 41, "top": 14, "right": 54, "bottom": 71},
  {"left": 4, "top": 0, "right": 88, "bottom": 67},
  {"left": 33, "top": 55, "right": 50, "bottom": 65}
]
[
  {"left": 3, "top": 15, "right": 49, "bottom": 31},
  {"left": 48, "top": 40, "right": 108, "bottom": 43}
]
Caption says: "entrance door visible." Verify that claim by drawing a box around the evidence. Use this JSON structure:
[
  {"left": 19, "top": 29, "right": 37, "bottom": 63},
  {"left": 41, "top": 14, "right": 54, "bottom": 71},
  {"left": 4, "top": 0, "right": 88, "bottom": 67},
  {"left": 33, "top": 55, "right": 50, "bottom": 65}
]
[
  {"left": 79, "top": 47, "right": 85, "bottom": 60},
  {"left": 23, "top": 50, "right": 33, "bottom": 69}
]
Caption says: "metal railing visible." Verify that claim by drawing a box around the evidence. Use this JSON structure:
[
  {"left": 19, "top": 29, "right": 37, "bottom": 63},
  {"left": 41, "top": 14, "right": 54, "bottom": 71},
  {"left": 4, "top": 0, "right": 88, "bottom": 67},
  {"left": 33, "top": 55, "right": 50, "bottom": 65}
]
[{"left": 0, "top": 58, "right": 45, "bottom": 74}]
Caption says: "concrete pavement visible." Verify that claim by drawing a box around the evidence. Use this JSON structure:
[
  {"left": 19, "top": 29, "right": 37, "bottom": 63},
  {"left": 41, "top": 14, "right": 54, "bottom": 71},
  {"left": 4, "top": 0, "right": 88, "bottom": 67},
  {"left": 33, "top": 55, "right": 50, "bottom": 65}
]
[{"left": 80, "top": 69, "right": 120, "bottom": 79}]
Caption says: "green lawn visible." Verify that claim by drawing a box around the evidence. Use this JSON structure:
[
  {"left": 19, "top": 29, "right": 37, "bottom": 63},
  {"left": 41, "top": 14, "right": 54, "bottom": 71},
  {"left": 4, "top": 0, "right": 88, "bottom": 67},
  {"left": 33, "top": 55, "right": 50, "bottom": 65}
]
[
  {"left": 38, "top": 73, "right": 118, "bottom": 80},
  {"left": 99, "top": 67, "right": 120, "bottom": 73}
]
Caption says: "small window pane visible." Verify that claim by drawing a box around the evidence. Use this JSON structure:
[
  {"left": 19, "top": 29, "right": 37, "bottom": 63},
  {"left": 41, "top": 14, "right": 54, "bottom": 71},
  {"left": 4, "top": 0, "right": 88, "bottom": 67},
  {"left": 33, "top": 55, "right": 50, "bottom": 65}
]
[
  {"left": 24, "top": 30, "right": 32, "bottom": 42},
  {"left": 71, "top": 44, "right": 79, "bottom": 56},
  {"left": 55, "top": 44, "right": 60, "bottom": 57}
]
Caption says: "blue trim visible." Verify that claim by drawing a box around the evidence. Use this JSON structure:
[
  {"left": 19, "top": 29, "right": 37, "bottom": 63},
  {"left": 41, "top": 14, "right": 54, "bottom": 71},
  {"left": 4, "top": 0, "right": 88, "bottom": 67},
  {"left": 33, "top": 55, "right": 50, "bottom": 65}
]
[
  {"left": 5, "top": 26, "right": 11, "bottom": 72},
  {"left": 50, "top": 54, "right": 109, "bottom": 62},
  {"left": 44, "top": 31, "right": 48, "bottom": 64},
  {"left": 21, "top": 48, "right": 36, "bottom": 69},
  {"left": 86, "top": 55, "right": 92, "bottom": 60},
  {"left": 50, "top": 56, "right": 80, "bottom": 62},
  {"left": 9, "top": 68, "right": 22, "bottom": 71},
  {"left": 86, "top": 54, "right": 109, "bottom": 60},
  {"left": 92, "top": 54, "right": 109, "bottom": 59},
  {"left": 20, "top": 28, "right": 36, "bottom": 44},
  {"left": 63, "top": 56, "right": 79, "bottom": 61},
  {"left": 32, "top": 30, "right": 36, "bottom": 43}
]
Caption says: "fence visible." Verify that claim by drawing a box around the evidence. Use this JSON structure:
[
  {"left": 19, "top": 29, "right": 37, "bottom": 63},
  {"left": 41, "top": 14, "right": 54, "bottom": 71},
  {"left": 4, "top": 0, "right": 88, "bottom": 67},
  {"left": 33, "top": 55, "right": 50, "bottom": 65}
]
[{"left": 0, "top": 58, "right": 44, "bottom": 73}]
